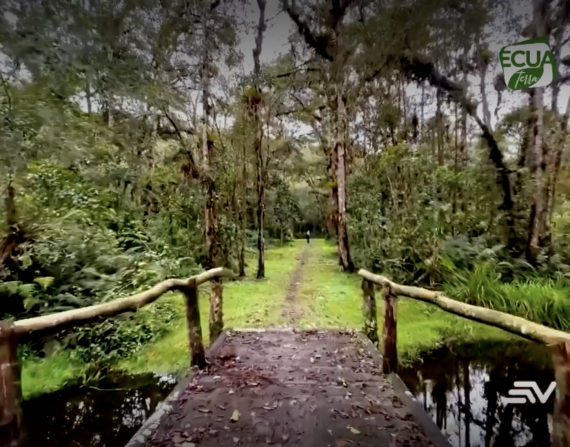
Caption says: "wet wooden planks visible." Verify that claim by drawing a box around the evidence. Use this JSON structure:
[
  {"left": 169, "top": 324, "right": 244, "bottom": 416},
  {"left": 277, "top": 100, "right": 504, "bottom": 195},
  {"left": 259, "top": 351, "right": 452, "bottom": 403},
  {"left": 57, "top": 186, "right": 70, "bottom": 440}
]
[{"left": 134, "top": 330, "right": 438, "bottom": 447}]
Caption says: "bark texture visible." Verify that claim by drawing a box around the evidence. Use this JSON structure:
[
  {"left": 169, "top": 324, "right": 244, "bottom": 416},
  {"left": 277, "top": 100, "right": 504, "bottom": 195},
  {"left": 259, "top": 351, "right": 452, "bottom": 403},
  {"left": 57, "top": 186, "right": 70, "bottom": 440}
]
[
  {"left": 361, "top": 279, "right": 379, "bottom": 347},
  {"left": 182, "top": 286, "right": 207, "bottom": 369},
  {"left": 253, "top": 0, "right": 267, "bottom": 279},
  {"left": 526, "top": 0, "right": 549, "bottom": 263},
  {"left": 381, "top": 282, "right": 397, "bottom": 374},
  {"left": 201, "top": 0, "right": 224, "bottom": 340},
  {"left": 0, "top": 321, "right": 22, "bottom": 447}
]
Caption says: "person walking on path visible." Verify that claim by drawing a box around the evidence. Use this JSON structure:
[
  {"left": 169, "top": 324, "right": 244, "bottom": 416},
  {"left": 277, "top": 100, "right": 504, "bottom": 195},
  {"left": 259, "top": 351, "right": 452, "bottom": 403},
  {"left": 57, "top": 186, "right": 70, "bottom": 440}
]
[{"left": 306, "top": 230, "right": 310, "bottom": 244}]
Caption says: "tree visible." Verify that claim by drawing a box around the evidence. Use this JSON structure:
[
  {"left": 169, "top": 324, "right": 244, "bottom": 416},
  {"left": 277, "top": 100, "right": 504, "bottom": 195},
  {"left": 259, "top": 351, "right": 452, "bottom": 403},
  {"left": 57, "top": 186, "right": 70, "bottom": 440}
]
[
  {"left": 253, "top": 0, "right": 267, "bottom": 279},
  {"left": 283, "top": 0, "right": 356, "bottom": 272}
]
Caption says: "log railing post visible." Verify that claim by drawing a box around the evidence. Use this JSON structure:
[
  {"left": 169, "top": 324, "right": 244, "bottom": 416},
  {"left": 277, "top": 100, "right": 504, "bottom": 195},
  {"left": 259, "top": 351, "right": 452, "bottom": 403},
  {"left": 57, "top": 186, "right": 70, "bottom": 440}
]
[
  {"left": 361, "top": 279, "right": 379, "bottom": 347},
  {"left": 553, "top": 340, "right": 570, "bottom": 447},
  {"left": 0, "top": 321, "right": 23, "bottom": 447},
  {"left": 182, "top": 286, "right": 207, "bottom": 369},
  {"left": 382, "top": 282, "right": 398, "bottom": 374}
]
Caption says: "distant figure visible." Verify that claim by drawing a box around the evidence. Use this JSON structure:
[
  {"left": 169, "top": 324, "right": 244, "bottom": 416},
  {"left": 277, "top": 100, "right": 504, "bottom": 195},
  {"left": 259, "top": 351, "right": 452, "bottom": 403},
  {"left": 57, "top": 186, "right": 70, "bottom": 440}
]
[{"left": 306, "top": 230, "right": 310, "bottom": 244}]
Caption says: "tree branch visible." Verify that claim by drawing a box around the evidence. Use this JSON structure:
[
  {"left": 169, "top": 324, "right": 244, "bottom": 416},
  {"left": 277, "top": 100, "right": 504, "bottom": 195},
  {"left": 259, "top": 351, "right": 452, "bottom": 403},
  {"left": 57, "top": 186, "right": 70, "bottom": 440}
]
[{"left": 282, "top": 0, "right": 333, "bottom": 61}]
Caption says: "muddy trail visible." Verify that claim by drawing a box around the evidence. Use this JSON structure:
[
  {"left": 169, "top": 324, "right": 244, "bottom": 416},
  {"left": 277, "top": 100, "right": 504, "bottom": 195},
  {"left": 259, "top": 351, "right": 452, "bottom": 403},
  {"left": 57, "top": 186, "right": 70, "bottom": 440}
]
[
  {"left": 133, "top": 330, "right": 435, "bottom": 447},
  {"left": 282, "top": 244, "right": 311, "bottom": 324}
]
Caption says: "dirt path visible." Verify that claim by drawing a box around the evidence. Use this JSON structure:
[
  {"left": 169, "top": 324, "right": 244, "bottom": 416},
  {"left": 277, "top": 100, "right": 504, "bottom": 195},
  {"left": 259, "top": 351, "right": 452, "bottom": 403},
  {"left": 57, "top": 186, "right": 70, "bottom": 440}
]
[
  {"left": 282, "top": 243, "right": 311, "bottom": 325},
  {"left": 137, "top": 330, "right": 435, "bottom": 447}
]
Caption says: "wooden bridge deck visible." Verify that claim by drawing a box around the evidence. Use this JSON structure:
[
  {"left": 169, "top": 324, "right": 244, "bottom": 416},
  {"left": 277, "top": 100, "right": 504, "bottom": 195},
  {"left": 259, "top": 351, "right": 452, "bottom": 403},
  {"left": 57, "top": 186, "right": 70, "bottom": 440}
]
[{"left": 126, "top": 329, "right": 448, "bottom": 447}]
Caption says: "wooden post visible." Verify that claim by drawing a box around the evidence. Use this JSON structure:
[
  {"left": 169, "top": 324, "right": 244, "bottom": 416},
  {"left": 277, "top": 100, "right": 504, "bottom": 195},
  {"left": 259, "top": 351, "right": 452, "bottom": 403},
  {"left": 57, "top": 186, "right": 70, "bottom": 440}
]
[
  {"left": 361, "top": 279, "right": 379, "bottom": 347},
  {"left": 382, "top": 282, "right": 398, "bottom": 374},
  {"left": 553, "top": 340, "right": 570, "bottom": 447},
  {"left": 0, "top": 321, "right": 23, "bottom": 447},
  {"left": 182, "top": 287, "right": 207, "bottom": 369}
]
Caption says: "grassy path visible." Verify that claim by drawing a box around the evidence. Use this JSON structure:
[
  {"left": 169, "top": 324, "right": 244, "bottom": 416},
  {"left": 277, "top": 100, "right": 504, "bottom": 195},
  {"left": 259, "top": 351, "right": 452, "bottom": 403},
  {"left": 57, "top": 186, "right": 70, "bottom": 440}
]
[
  {"left": 282, "top": 242, "right": 311, "bottom": 324},
  {"left": 292, "top": 240, "right": 512, "bottom": 363},
  {"left": 21, "top": 239, "right": 512, "bottom": 398}
]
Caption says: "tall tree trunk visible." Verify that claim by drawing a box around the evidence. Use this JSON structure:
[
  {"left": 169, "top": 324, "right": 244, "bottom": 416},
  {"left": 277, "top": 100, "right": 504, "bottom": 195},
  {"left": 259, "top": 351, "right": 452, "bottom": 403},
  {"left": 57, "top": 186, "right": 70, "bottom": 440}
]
[
  {"left": 527, "top": 0, "right": 549, "bottom": 264},
  {"left": 545, "top": 96, "right": 570, "bottom": 247},
  {"left": 282, "top": 0, "right": 353, "bottom": 270},
  {"left": 541, "top": 1, "right": 570, "bottom": 251},
  {"left": 86, "top": 82, "right": 92, "bottom": 114},
  {"left": 0, "top": 181, "right": 26, "bottom": 304},
  {"left": 253, "top": 0, "right": 266, "bottom": 279},
  {"left": 459, "top": 45, "right": 468, "bottom": 170},
  {"left": 327, "top": 108, "right": 339, "bottom": 240},
  {"left": 333, "top": 72, "right": 354, "bottom": 272},
  {"left": 201, "top": 0, "right": 223, "bottom": 341},
  {"left": 331, "top": 28, "right": 354, "bottom": 272},
  {"left": 238, "top": 138, "right": 247, "bottom": 277},
  {"left": 436, "top": 88, "right": 444, "bottom": 166},
  {"left": 4, "top": 183, "right": 17, "bottom": 232},
  {"left": 421, "top": 81, "right": 425, "bottom": 139},
  {"left": 477, "top": 44, "right": 492, "bottom": 131}
]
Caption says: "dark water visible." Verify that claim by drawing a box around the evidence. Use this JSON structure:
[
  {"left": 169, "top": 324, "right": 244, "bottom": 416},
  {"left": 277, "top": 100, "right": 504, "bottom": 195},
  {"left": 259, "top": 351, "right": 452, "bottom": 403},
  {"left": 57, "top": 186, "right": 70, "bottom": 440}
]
[
  {"left": 20, "top": 373, "right": 178, "bottom": 447},
  {"left": 400, "top": 339, "right": 555, "bottom": 447}
]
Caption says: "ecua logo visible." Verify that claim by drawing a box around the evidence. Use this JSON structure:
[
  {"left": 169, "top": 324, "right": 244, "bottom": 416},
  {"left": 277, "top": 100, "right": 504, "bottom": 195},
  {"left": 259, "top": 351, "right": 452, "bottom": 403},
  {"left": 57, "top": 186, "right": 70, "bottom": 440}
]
[{"left": 499, "top": 36, "right": 558, "bottom": 90}]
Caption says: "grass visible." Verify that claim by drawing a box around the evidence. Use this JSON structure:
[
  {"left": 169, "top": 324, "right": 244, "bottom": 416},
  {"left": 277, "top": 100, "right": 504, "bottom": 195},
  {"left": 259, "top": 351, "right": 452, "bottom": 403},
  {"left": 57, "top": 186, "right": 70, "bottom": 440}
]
[
  {"left": 25, "top": 239, "right": 547, "bottom": 398},
  {"left": 22, "top": 352, "right": 87, "bottom": 399},
  {"left": 444, "top": 262, "right": 570, "bottom": 331},
  {"left": 21, "top": 241, "right": 303, "bottom": 398},
  {"left": 296, "top": 240, "right": 515, "bottom": 365}
]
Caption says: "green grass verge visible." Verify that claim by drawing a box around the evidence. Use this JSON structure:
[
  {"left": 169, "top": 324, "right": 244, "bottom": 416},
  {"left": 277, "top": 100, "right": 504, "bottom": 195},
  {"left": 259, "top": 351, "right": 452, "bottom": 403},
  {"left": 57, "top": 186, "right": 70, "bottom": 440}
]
[
  {"left": 21, "top": 241, "right": 303, "bottom": 398},
  {"left": 25, "top": 239, "right": 546, "bottom": 398},
  {"left": 444, "top": 262, "right": 570, "bottom": 331},
  {"left": 296, "top": 240, "right": 516, "bottom": 365}
]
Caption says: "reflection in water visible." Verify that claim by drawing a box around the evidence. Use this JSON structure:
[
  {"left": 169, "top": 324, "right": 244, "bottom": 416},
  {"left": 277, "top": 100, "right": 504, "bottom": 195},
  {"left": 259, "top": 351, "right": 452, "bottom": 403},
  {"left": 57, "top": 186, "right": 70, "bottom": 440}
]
[
  {"left": 21, "top": 373, "right": 177, "bottom": 447},
  {"left": 400, "top": 340, "right": 555, "bottom": 447}
]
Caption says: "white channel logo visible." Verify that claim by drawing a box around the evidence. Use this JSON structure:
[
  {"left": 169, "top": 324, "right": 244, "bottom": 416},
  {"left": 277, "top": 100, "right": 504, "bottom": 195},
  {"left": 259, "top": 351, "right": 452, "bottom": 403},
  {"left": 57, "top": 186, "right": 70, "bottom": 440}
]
[{"left": 502, "top": 381, "right": 556, "bottom": 405}]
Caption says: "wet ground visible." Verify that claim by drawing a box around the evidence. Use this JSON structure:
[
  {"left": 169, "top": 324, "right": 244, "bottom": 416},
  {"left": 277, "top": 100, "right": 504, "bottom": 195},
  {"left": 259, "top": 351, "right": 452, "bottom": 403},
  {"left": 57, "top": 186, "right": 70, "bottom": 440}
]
[
  {"left": 20, "top": 373, "right": 178, "bottom": 447},
  {"left": 136, "top": 330, "right": 436, "bottom": 447},
  {"left": 399, "top": 339, "right": 555, "bottom": 447}
]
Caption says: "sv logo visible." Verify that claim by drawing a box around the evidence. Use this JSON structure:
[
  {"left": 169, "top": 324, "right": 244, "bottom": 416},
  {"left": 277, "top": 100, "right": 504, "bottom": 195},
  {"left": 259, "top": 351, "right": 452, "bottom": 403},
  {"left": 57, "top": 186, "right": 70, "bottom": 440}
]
[{"left": 502, "top": 381, "right": 557, "bottom": 405}]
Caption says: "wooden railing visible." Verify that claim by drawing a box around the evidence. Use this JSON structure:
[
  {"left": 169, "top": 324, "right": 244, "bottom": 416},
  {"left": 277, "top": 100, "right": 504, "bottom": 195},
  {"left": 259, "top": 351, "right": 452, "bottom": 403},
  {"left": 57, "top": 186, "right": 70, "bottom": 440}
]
[
  {"left": 0, "top": 267, "right": 236, "bottom": 447},
  {"left": 358, "top": 268, "right": 570, "bottom": 447}
]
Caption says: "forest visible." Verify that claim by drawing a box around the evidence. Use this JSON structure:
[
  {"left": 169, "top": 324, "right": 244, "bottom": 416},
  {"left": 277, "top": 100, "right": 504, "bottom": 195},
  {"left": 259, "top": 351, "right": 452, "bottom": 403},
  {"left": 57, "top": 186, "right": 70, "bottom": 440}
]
[{"left": 1, "top": 0, "right": 570, "bottom": 399}]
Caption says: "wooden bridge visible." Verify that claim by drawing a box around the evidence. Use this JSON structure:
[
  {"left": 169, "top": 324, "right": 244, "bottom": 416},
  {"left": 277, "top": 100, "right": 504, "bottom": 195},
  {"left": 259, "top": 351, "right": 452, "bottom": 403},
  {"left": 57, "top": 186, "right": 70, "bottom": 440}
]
[{"left": 2, "top": 266, "right": 570, "bottom": 446}]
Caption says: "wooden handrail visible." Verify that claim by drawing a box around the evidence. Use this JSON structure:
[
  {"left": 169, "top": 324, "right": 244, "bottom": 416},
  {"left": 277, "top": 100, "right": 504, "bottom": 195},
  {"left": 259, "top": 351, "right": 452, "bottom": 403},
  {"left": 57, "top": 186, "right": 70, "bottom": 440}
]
[
  {"left": 13, "top": 267, "right": 236, "bottom": 337},
  {"left": 358, "top": 268, "right": 570, "bottom": 447},
  {"left": 358, "top": 268, "right": 570, "bottom": 345},
  {"left": 0, "top": 267, "right": 236, "bottom": 447}
]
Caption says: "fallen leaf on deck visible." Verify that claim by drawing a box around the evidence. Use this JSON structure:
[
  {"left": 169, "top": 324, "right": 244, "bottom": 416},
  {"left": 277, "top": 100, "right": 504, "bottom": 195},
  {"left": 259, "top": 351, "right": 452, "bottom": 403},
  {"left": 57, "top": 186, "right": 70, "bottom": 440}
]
[
  {"left": 262, "top": 403, "right": 277, "bottom": 410},
  {"left": 347, "top": 425, "right": 360, "bottom": 434},
  {"left": 198, "top": 408, "right": 211, "bottom": 413},
  {"left": 231, "top": 409, "right": 240, "bottom": 422}
]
